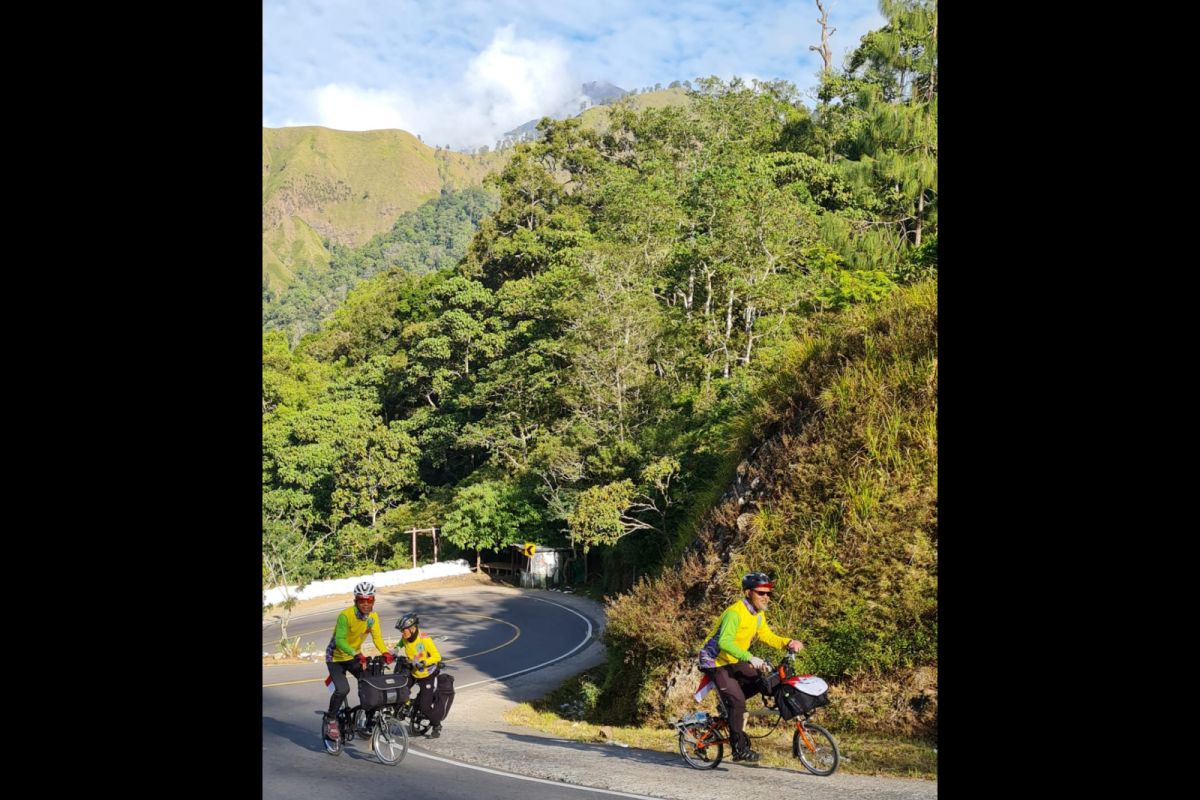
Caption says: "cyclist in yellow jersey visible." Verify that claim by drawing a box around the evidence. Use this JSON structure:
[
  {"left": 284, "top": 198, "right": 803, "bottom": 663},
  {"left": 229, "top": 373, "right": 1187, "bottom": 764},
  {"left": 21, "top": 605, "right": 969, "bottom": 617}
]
[
  {"left": 696, "top": 571, "right": 803, "bottom": 762},
  {"left": 394, "top": 611, "right": 448, "bottom": 738},
  {"left": 323, "top": 581, "right": 393, "bottom": 739}
]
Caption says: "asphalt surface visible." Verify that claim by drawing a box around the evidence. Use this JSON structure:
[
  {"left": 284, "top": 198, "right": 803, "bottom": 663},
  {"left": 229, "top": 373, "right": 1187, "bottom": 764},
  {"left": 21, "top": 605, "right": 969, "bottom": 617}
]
[{"left": 263, "top": 585, "right": 938, "bottom": 799}]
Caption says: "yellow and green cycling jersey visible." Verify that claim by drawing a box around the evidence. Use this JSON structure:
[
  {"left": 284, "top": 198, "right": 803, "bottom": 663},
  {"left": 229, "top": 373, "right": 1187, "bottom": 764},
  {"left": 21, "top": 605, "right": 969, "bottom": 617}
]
[
  {"left": 325, "top": 606, "right": 388, "bottom": 663},
  {"left": 698, "top": 598, "right": 789, "bottom": 668},
  {"left": 399, "top": 633, "right": 441, "bottom": 679}
]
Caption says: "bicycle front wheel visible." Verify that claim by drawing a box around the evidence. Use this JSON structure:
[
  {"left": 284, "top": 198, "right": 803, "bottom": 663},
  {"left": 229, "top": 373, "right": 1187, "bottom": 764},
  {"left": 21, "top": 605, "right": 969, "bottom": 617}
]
[
  {"left": 793, "top": 721, "right": 839, "bottom": 776},
  {"left": 321, "top": 718, "right": 343, "bottom": 756},
  {"left": 372, "top": 715, "right": 409, "bottom": 765},
  {"left": 678, "top": 727, "right": 723, "bottom": 769}
]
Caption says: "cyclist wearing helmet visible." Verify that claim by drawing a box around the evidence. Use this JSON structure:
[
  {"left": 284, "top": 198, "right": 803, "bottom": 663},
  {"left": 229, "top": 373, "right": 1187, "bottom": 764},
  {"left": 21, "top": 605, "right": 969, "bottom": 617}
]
[
  {"left": 394, "top": 611, "right": 447, "bottom": 738},
  {"left": 322, "top": 581, "right": 393, "bottom": 740},
  {"left": 696, "top": 571, "right": 803, "bottom": 763}
]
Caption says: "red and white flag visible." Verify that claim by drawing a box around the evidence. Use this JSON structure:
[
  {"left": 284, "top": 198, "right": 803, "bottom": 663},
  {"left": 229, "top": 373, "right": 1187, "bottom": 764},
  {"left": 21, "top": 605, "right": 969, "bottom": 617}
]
[
  {"left": 324, "top": 675, "right": 335, "bottom": 695},
  {"left": 693, "top": 674, "right": 714, "bottom": 702}
]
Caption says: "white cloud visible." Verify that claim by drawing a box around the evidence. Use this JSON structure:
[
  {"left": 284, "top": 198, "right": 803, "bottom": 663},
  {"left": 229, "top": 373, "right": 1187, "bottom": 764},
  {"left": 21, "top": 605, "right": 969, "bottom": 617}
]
[
  {"left": 263, "top": 1, "right": 891, "bottom": 148},
  {"left": 314, "top": 84, "right": 413, "bottom": 132},
  {"left": 458, "top": 25, "right": 578, "bottom": 142},
  {"left": 293, "top": 25, "right": 578, "bottom": 150}
]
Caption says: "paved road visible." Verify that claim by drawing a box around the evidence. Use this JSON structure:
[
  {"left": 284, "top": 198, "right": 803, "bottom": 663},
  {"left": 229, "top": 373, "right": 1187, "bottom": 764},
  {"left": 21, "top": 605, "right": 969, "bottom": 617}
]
[
  {"left": 263, "top": 585, "right": 938, "bottom": 799},
  {"left": 263, "top": 588, "right": 650, "bottom": 799}
]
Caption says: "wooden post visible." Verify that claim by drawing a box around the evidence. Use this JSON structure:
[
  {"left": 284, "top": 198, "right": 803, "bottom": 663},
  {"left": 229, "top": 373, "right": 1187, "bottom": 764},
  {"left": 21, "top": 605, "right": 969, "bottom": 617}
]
[{"left": 406, "top": 527, "right": 439, "bottom": 569}]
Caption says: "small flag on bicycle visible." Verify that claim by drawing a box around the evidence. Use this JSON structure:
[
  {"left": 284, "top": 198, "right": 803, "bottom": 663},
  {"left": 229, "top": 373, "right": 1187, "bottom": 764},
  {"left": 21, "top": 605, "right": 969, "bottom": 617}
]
[
  {"left": 694, "top": 674, "right": 714, "bottom": 702},
  {"left": 324, "top": 675, "right": 335, "bottom": 695}
]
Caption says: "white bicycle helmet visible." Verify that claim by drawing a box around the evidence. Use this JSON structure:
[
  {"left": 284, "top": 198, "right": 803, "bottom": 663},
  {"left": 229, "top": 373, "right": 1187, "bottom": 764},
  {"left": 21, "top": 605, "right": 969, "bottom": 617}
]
[{"left": 354, "top": 581, "right": 376, "bottom": 597}]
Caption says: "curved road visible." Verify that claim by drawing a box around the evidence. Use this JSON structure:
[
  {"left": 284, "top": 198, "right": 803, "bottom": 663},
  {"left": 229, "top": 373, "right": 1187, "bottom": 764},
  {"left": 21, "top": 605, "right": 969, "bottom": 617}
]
[
  {"left": 265, "top": 586, "right": 937, "bottom": 800},
  {"left": 263, "top": 589, "right": 651, "bottom": 800}
]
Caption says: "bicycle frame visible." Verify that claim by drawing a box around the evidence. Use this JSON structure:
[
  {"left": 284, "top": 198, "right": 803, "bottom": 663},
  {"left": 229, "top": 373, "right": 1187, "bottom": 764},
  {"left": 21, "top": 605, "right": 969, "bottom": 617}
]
[
  {"left": 794, "top": 716, "right": 818, "bottom": 748},
  {"left": 676, "top": 712, "right": 731, "bottom": 748}
]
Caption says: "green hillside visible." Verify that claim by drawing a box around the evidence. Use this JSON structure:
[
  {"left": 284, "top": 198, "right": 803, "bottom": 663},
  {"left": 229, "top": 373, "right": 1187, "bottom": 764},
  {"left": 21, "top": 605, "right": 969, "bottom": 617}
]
[{"left": 262, "top": 126, "right": 506, "bottom": 293}]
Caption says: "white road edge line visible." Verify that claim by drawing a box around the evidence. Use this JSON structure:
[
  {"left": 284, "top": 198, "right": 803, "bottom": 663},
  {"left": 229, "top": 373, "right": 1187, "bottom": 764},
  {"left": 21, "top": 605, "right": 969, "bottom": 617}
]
[
  {"left": 406, "top": 748, "right": 662, "bottom": 799},
  {"left": 455, "top": 596, "right": 595, "bottom": 689}
]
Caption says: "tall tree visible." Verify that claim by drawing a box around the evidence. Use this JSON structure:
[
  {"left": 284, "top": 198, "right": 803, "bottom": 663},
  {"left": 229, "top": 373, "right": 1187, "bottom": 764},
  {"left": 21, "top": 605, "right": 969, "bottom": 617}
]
[
  {"left": 441, "top": 480, "right": 538, "bottom": 570},
  {"left": 810, "top": 0, "right": 836, "bottom": 74},
  {"left": 846, "top": 0, "right": 938, "bottom": 247}
]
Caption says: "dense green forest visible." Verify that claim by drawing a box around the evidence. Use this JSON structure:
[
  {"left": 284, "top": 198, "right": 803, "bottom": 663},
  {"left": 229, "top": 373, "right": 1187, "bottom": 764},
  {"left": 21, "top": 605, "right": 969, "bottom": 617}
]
[
  {"left": 264, "top": 0, "right": 936, "bottom": 735},
  {"left": 263, "top": 186, "right": 500, "bottom": 343}
]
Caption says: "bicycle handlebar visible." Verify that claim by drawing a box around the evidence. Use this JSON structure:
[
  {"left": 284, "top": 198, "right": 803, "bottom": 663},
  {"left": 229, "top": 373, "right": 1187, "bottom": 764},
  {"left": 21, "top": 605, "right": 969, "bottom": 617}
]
[
  {"left": 357, "top": 654, "right": 394, "bottom": 675},
  {"left": 760, "top": 651, "right": 800, "bottom": 674},
  {"left": 389, "top": 653, "right": 435, "bottom": 671}
]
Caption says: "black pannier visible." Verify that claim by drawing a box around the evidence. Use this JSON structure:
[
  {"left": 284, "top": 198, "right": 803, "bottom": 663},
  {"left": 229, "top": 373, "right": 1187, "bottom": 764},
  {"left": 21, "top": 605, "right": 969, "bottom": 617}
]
[
  {"left": 358, "top": 671, "right": 409, "bottom": 708},
  {"left": 432, "top": 671, "right": 456, "bottom": 721},
  {"left": 773, "top": 681, "right": 829, "bottom": 720}
]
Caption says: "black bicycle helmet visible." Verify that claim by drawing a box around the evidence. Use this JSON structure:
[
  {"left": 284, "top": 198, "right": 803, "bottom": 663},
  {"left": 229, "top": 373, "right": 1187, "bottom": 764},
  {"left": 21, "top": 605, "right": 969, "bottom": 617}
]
[
  {"left": 395, "top": 611, "right": 420, "bottom": 631},
  {"left": 741, "top": 572, "right": 774, "bottom": 590}
]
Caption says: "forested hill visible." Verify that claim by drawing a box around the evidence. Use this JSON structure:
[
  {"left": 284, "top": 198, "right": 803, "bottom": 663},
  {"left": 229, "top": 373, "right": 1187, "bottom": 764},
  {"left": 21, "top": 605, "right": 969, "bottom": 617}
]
[
  {"left": 263, "top": 186, "right": 500, "bottom": 343},
  {"left": 261, "top": 89, "right": 692, "bottom": 340},
  {"left": 262, "top": 126, "right": 505, "bottom": 294}
]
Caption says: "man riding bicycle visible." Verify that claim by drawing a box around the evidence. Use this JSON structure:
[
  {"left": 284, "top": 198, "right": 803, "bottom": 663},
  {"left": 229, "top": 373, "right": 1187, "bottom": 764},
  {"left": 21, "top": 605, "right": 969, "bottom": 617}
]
[
  {"left": 696, "top": 571, "right": 803, "bottom": 763},
  {"left": 393, "top": 611, "right": 447, "bottom": 738},
  {"left": 323, "top": 581, "right": 394, "bottom": 740}
]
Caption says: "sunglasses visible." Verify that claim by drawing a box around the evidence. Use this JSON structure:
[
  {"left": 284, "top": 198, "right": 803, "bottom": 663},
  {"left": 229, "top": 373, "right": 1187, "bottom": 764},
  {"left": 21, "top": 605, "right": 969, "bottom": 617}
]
[
  {"left": 752, "top": 590, "right": 772, "bottom": 597},
  {"left": 355, "top": 596, "right": 376, "bottom": 603}
]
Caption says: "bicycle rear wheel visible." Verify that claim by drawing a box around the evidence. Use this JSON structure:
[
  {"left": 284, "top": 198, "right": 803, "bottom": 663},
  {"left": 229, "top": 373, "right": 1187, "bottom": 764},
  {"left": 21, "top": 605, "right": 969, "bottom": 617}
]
[
  {"left": 372, "top": 714, "right": 409, "bottom": 765},
  {"left": 408, "top": 708, "right": 432, "bottom": 738},
  {"left": 678, "top": 726, "right": 723, "bottom": 769},
  {"left": 793, "top": 721, "right": 839, "bottom": 776}
]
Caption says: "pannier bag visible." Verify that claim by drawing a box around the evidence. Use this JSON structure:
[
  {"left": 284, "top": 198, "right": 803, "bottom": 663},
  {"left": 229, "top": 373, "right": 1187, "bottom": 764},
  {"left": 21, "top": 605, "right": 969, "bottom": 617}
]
[
  {"left": 358, "top": 671, "right": 410, "bottom": 708},
  {"left": 432, "top": 671, "right": 456, "bottom": 721},
  {"left": 773, "top": 676, "right": 830, "bottom": 720}
]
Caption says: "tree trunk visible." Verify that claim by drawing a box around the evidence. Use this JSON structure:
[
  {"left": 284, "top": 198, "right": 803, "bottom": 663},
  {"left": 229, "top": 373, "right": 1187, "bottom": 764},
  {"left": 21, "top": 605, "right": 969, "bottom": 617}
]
[
  {"left": 809, "top": 1, "right": 836, "bottom": 74},
  {"left": 929, "top": 16, "right": 937, "bottom": 100},
  {"left": 742, "top": 304, "right": 756, "bottom": 366},
  {"left": 916, "top": 192, "right": 925, "bottom": 246},
  {"left": 723, "top": 286, "right": 735, "bottom": 378}
]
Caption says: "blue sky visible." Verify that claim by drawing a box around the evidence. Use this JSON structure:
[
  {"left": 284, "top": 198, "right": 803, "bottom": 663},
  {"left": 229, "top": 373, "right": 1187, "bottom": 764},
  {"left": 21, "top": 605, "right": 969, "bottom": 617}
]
[{"left": 263, "top": 0, "right": 886, "bottom": 149}]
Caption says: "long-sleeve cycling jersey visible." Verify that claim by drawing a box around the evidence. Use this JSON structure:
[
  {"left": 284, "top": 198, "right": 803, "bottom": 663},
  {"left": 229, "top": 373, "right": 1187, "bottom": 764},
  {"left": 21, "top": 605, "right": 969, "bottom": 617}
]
[
  {"left": 698, "top": 597, "right": 790, "bottom": 668},
  {"left": 325, "top": 606, "right": 388, "bottom": 663},
  {"left": 399, "top": 632, "right": 442, "bottom": 679}
]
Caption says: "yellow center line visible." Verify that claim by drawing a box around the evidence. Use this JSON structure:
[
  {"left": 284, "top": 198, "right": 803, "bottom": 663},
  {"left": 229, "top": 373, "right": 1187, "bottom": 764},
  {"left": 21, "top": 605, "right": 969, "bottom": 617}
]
[
  {"left": 440, "top": 612, "right": 520, "bottom": 663},
  {"left": 263, "top": 611, "right": 520, "bottom": 688}
]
